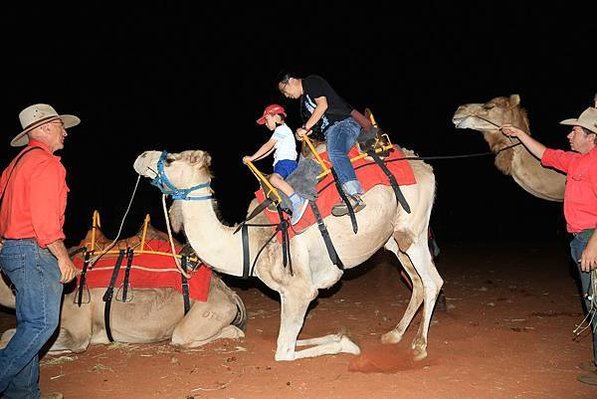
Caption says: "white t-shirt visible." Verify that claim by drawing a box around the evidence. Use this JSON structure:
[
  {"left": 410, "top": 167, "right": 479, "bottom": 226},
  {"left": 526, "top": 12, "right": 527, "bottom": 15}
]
[{"left": 270, "top": 124, "right": 298, "bottom": 166}]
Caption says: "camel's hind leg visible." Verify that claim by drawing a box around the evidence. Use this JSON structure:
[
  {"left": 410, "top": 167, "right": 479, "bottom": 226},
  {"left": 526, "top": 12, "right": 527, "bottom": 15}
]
[{"left": 382, "top": 236, "right": 443, "bottom": 360}]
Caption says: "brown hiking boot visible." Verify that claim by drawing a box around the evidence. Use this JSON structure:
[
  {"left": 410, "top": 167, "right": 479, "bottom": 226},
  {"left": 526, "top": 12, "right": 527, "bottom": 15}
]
[
  {"left": 331, "top": 194, "right": 366, "bottom": 217},
  {"left": 578, "top": 370, "right": 597, "bottom": 386}
]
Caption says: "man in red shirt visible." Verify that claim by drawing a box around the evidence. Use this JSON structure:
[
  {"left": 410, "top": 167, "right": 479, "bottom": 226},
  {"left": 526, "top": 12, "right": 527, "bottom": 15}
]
[
  {"left": 501, "top": 107, "right": 597, "bottom": 386},
  {"left": 0, "top": 103, "right": 80, "bottom": 399}
]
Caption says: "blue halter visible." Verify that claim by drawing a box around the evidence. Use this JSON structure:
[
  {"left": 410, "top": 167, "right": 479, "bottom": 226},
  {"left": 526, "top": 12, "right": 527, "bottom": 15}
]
[{"left": 150, "top": 151, "right": 212, "bottom": 201}]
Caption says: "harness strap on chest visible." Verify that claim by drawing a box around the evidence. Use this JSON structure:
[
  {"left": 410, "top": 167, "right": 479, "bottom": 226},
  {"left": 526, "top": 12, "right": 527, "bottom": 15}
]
[
  {"left": 102, "top": 249, "right": 126, "bottom": 342},
  {"left": 310, "top": 201, "right": 344, "bottom": 270}
]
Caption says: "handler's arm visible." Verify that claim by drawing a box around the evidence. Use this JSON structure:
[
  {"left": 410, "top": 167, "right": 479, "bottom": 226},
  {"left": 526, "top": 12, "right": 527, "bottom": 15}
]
[{"left": 500, "top": 124, "right": 546, "bottom": 159}]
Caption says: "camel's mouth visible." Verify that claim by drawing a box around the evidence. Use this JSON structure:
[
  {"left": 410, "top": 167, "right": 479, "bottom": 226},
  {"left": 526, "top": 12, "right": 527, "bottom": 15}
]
[{"left": 133, "top": 152, "right": 159, "bottom": 179}]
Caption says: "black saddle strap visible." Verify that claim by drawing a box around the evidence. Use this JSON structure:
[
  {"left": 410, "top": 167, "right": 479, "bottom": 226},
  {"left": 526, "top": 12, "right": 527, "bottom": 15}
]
[
  {"left": 76, "top": 250, "right": 91, "bottom": 307},
  {"left": 121, "top": 248, "right": 134, "bottom": 302},
  {"left": 309, "top": 201, "right": 344, "bottom": 270},
  {"left": 241, "top": 223, "right": 251, "bottom": 279},
  {"left": 367, "top": 150, "right": 411, "bottom": 213},
  {"left": 102, "top": 249, "right": 126, "bottom": 342},
  {"left": 330, "top": 168, "right": 358, "bottom": 234},
  {"left": 180, "top": 255, "right": 191, "bottom": 315}
]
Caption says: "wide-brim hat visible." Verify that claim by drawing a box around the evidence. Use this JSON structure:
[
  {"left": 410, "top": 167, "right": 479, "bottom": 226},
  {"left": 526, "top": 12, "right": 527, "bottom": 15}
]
[
  {"left": 11, "top": 103, "right": 80, "bottom": 147},
  {"left": 560, "top": 107, "right": 597, "bottom": 135}
]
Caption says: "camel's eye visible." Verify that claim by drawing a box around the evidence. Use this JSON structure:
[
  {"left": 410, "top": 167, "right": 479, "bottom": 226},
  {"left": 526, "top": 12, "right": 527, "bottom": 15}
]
[
  {"left": 482, "top": 103, "right": 495, "bottom": 110},
  {"left": 164, "top": 156, "right": 175, "bottom": 166}
]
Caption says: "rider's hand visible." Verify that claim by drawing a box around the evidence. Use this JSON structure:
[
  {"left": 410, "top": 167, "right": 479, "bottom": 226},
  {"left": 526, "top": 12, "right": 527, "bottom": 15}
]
[{"left": 295, "top": 127, "right": 310, "bottom": 141}]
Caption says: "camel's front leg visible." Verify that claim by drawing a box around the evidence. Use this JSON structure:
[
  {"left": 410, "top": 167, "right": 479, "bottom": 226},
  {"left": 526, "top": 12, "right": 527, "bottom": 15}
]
[{"left": 275, "top": 286, "right": 316, "bottom": 361}]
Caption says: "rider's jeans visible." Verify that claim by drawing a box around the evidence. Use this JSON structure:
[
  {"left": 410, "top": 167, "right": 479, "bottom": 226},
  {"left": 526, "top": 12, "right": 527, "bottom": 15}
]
[{"left": 325, "top": 117, "right": 363, "bottom": 196}]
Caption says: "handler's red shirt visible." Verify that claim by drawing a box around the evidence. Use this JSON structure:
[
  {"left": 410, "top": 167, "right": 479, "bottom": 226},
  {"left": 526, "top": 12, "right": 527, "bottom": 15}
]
[
  {"left": 0, "top": 140, "right": 68, "bottom": 247},
  {"left": 541, "top": 147, "right": 597, "bottom": 233}
]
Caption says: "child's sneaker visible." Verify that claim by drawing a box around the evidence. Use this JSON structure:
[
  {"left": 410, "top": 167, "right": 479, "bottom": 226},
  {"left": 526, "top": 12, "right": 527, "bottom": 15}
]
[{"left": 291, "top": 196, "right": 309, "bottom": 225}]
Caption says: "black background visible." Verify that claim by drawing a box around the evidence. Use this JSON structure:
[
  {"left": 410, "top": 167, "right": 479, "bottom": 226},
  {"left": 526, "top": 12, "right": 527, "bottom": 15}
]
[{"left": 1, "top": 1, "right": 594, "bottom": 248}]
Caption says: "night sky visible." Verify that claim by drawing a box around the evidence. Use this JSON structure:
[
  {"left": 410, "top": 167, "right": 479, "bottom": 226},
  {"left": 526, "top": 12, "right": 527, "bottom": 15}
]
[{"left": 1, "top": 2, "right": 595, "bottom": 248}]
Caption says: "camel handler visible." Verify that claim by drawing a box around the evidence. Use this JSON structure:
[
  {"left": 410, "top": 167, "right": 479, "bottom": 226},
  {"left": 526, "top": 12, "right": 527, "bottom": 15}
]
[
  {"left": 0, "top": 104, "right": 80, "bottom": 399},
  {"left": 500, "top": 107, "right": 597, "bottom": 386}
]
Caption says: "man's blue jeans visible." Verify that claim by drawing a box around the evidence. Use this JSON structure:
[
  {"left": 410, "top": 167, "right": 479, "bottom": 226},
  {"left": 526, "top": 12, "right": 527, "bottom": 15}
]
[
  {"left": 0, "top": 239, "right": 62, "bottom": 399},
  {"left": 570, "top": 229, "right": 597, "bottom": 367},
  {"left": 325, "top": 117, "right": 363, "bottom": 196}
]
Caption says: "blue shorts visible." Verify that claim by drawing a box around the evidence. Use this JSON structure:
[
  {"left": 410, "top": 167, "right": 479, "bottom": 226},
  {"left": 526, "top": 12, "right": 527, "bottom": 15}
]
[{"left": 273, "top": 159, "right": 298, "bottom": 179}]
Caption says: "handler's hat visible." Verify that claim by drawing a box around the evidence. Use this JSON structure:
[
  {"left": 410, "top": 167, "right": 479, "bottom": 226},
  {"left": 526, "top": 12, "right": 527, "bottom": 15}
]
[
  {"left": 256, "top": 104, "right": 287, "bottom": 125},
  {"left": 560, "top": 107, "right": 597, "bottom": 135},
  {"left": 11, "top": 103, "right": 80, "bottom": 147}
]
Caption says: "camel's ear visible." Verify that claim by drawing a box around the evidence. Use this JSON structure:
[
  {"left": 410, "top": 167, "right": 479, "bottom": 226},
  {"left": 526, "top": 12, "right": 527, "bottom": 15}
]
[
  {"left": 509, "top": 94, "right": 521, "bottom": 108},
  {"left": 189, "top": 150, "right": 212, "bottom": 168},
  {"left": 169, "top": 201, "right": 184, "bottom": 233}
]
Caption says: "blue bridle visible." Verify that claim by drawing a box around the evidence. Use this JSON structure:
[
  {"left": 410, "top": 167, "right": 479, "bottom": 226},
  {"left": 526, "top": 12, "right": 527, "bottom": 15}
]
[{"left": 149, "top": 151, "right": 212, "bottom": 201}]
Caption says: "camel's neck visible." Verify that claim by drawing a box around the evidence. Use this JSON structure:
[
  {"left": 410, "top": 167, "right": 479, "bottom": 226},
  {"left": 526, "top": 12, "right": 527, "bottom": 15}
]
[{"left": 180, "top": 200, "right": 245, "bottom": 277}]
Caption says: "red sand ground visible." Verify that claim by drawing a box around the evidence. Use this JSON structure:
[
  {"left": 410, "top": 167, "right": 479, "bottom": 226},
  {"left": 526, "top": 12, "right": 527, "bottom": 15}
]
[{"left": 1, "top": 241, "right": 596, "bottom": 398}]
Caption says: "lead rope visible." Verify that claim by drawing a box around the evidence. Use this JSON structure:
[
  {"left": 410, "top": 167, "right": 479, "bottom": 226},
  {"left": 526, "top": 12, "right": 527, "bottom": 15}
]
[
  {"left": 161, "top": 194, "right": 191, "bottom": 279},
  {"left": 89, "top": 174, "right": 141, "bottom": 267}
]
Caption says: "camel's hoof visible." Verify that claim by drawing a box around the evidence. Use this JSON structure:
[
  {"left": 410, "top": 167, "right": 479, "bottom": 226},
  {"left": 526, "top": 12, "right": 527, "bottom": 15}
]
[
  {"left": 275, "top": 352, "right": 295, "bottom": 362},
  {"left": 413, "top": 347, "right": 428, "bottom": 361},
  {"left": 381, "top": 330, "right": 402, "bottom": 345},
  {"left": 339, "top": 335, "right": 361, "bottom": 355}
]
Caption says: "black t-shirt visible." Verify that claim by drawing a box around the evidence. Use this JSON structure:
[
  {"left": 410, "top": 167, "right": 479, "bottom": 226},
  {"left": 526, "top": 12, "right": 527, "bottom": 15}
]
[{"left": 301, "top": 75, "right": 353, "bottom": 135}]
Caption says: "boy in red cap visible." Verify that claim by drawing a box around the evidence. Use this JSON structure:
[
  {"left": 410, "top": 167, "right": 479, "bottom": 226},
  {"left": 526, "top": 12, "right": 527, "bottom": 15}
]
[{"left": 243, "top": 104, "right": 309, "bottom": 225}]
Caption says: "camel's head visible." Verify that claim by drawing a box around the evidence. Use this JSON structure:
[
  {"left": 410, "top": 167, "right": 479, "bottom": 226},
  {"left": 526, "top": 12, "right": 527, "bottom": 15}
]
[
  {"left": 452, "top": 95, "right": 529, "bottom": 175},
  {"left": 452, "top": 94, "right": 526, "bottom": 132},
  {"left": 133, "top": 150, "right": 213, "bottom": 197}
]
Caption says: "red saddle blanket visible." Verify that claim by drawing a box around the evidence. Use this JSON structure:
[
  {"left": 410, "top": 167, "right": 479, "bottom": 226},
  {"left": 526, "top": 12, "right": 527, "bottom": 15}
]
[
  {"left": 73, "top": 240, "right": 212, "bottom": 302},
  {"left": 255, "top": 146, "right": 417, "bottom": 239}
]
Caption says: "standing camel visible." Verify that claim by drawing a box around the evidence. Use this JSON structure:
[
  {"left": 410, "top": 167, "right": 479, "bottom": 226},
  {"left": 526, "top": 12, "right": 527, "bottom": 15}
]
[
  {"left": 134, "top": 148, "right": 443, "bottom": 361},
  {"left": 452, "top": 94, "right": 565, "bottom": 201}
]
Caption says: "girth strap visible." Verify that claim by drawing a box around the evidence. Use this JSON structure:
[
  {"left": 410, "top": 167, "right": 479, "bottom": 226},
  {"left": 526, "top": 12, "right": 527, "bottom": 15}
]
[
  {"left": 367, "top": 150, "right": 411, "bottom": 213},
  {"left": 180, "top": 255, "right": 191, "bottom": 315},
  {"left": 76, "top": 250, "right": 91, "bottom": 307},
  {"left": 121, "top": 248, "right": 134, "bottom": 302},
  {"left": 309, "top": 201, "right": 344, "bottom": 270},
  {"left": 102, "top": 249, "right": 127, "bottom": 342}
]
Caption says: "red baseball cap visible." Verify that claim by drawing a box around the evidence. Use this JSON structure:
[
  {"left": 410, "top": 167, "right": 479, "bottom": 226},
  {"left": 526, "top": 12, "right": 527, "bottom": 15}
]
[{"left": 256, "top": 104, "right": 287, "bottom": 125}]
